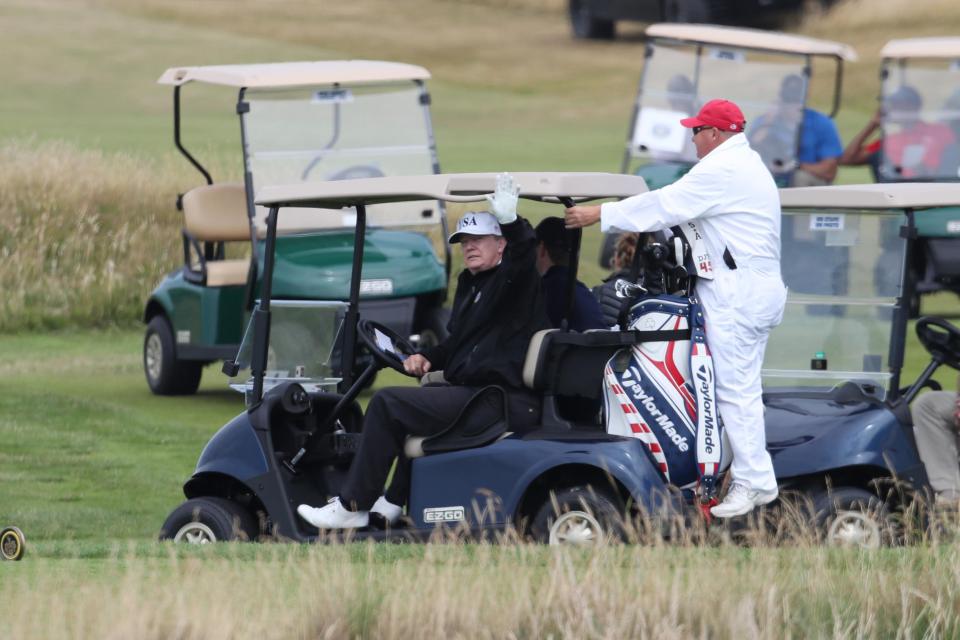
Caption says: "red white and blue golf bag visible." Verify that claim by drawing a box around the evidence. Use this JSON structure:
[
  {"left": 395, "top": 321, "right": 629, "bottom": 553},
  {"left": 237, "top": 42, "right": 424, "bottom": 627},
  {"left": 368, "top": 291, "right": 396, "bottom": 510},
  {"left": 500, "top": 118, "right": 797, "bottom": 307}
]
[{"left": 602, "top": 293, "right": 728, "bottom": 510}]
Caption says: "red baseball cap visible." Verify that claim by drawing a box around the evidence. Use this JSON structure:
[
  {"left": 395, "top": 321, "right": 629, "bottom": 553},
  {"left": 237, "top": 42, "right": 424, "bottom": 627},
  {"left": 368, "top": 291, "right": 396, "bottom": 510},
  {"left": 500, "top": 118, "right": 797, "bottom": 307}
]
[{"left": 680, "top": 99, "right": 746, "bottom": 133}]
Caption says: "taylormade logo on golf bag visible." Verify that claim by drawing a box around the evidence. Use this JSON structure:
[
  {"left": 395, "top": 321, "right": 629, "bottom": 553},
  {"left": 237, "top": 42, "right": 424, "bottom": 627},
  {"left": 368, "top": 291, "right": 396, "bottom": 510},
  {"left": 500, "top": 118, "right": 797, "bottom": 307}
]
[
  {"left": 624, "top": 368, "right": 689, "bottom": 452},
  {"left": 603, "top": 296, "right": 724, "bottom": 492},
  {"left": 695, "top": 363, "right": 716, "bottom": 454}
]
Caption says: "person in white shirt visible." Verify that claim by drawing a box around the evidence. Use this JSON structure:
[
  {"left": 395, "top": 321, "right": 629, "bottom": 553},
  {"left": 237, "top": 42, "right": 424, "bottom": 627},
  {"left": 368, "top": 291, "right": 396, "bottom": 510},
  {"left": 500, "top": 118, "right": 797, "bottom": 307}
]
[{"left": 565, "top": 99, "right": 787, "bottom": 518}]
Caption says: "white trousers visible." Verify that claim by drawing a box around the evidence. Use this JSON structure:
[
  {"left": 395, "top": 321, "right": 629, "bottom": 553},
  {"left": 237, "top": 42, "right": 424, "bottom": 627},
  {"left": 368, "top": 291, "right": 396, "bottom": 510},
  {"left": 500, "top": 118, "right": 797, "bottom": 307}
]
[{"left": 697, "top": 263, "right": 786, "bottom": 493}]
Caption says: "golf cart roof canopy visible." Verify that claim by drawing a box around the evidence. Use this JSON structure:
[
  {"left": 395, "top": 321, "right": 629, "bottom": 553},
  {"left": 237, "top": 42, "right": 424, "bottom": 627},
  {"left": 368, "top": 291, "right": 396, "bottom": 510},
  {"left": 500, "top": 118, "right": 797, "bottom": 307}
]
[
  {"left": 645, "top": 23, "right": 858, "bottom": 61},
  {"left": 157, "top": 60, "right": 431, "bottom": 88},
  {"left": 880, "top": 37, "right": 960, "bottom": 60},
  {"left": 780, "top": 182, "right": 960, "bottom": 209},
  {"left": 256, "top": 173, "right": 650, "bottom": 209}
]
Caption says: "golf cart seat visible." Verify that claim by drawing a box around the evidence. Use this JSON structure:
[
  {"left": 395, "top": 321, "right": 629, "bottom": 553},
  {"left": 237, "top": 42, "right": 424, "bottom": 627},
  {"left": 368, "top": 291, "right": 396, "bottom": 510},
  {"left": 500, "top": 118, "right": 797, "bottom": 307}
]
[
  {"left": 404, "top": 386, "right": 510, "bottom": 459},
  {"left": 524, "top": 328, "right": 633, "bottom": 429},
  {"left": 181, "top": 182, "right": 251, "bottom": 287}
]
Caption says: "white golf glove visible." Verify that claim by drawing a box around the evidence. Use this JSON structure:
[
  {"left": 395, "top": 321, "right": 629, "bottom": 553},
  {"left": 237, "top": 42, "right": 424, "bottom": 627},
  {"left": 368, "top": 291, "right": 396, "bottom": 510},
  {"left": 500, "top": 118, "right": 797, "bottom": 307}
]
[{"left": 485, "top": 172, "right": 520, "bottom": 225}]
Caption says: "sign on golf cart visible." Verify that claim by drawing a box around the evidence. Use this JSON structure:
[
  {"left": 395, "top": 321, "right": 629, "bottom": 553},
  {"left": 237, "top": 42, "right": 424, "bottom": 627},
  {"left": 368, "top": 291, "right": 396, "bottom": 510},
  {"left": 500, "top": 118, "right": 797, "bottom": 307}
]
[
  {"left": 142, "top": 61, "right": 451, "bottom": 396},
  {"left": 161, "top": 174, "right": 957, "bottom": 549}
]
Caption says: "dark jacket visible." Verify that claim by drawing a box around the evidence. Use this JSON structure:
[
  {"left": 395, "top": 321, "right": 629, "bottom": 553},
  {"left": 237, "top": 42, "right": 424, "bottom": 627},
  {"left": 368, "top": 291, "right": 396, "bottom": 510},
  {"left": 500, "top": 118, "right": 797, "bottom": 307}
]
[
  {"left": 541, "top": 265, "right": 606, "bottom": 332},
  {"left": 420, "top": 217, "right": 549, "bottom": 389}
]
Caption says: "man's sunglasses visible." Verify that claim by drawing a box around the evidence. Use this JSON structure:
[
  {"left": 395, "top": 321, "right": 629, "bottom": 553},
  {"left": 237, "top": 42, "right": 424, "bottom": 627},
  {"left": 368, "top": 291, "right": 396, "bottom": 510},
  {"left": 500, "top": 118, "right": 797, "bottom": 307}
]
[{"left": 692, "top": 125, "right": 715, "bottom": 136}]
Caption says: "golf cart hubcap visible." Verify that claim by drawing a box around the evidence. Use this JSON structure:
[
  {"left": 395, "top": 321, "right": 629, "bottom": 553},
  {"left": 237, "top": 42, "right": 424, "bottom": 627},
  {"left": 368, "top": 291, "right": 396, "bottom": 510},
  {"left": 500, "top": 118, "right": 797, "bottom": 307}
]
[
  {"left": 145, "top": 333, "right": 163, "bottom": 381},
  {"left": 173, "top": 522, "right": 217, "bottom": 544},
  {"left": 1, "top": 528, "right": 24, "bottom": 561},
  {"left": 827, "top": 511, "right": 881, "bottom": 548},
  {"left": 549, "top": 511, "right": 603, "bottom": 545}
]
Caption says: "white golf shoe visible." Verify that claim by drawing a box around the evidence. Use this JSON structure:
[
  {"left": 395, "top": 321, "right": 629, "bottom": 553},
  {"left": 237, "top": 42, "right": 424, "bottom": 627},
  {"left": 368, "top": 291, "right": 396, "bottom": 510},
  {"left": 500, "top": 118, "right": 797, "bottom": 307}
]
[
  {"left": 710, "top": 483, "right": 779, "bottom": 519},
  {"left": 371, "top": 496, "right": 403, "bottom": 525},
  {"left": 297, "top": 498, "right": 369, "bottom": 529}
]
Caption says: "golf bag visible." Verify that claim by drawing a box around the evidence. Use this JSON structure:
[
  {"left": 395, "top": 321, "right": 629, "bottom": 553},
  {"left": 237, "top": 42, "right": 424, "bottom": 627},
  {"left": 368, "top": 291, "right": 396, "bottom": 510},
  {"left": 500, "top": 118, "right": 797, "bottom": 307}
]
[{"left": 602, "top": 293, "right": 728, "bottom": 497}]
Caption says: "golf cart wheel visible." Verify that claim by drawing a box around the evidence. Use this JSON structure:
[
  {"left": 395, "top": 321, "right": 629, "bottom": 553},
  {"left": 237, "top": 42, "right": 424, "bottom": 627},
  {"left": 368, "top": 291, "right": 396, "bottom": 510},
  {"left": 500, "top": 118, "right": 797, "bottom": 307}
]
[
  {"left": 568, "top": 0, "right": 614, "bottom": 39},
  {"left": 813, "top": 487, "right": 894, "bottom": 549},
  {"left": 417, "top": 307, "right": 450, "bottom": 349},
  {"left": 159, "top": 497, "right": 259, "bottom": 544},
  {"left": 531, "top": 486, "right": 625, "bottom": 546},
  {"left": 143, "top": 315, "right": 202, "bottom": 395},
  {"left": 0, "top": 527, "right": 25, "bottom": 561}
]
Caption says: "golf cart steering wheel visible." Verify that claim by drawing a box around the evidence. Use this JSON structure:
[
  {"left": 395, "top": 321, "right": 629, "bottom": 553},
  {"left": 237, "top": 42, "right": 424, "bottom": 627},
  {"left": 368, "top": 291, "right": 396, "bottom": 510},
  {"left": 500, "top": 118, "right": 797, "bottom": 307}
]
[
  {"left": 916, "top": 316, "right": 960, "bottom": 370},
  {"left": 357, "top": 319, "right": 417, "bottom": 375}
]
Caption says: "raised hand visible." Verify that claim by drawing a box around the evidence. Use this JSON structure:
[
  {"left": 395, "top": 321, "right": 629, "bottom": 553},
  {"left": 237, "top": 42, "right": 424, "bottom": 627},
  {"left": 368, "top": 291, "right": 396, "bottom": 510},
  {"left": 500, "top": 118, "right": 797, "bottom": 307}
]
[{"left": 485, "top": 172, "right": 520, "bottom": 224}]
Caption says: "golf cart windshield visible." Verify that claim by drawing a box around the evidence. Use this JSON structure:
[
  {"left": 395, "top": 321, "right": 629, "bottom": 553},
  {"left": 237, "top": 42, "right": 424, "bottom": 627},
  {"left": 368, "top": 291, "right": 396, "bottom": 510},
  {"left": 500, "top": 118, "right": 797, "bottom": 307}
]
[
  {"left": 879, "top": 40, "right": 960, "bottom": 181},
  {"left": 231, "top": 300, "right": 348, "bottom": 400},
  {"left": 243, "top": 81, "right": 443, "bottom": 239},
  {"left": 626, "top": 25, "right": 855, "bottom": 185},
  {"left": 764, "top": 206, "right": 905, "bottom": 394}
]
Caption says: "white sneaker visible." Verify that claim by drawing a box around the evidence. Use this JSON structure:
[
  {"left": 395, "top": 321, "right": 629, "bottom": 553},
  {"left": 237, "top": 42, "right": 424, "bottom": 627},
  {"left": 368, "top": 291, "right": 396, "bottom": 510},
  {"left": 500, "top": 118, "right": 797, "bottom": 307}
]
[
  {"left": 297, "top": 498, "right": 369, "bottom": 529},
  {"left": 710, "top": 483, "right": 779, "bottom": 519},
  {"left": 371, "top": 496, "right": 403, "bottom": 525}
]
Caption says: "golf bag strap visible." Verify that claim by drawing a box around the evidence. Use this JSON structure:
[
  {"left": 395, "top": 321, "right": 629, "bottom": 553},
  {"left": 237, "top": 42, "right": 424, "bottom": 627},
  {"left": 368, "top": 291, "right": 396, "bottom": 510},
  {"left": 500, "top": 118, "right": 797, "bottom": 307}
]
[{"left": 688, "top": 295, "right": 722, "bottom": 503}]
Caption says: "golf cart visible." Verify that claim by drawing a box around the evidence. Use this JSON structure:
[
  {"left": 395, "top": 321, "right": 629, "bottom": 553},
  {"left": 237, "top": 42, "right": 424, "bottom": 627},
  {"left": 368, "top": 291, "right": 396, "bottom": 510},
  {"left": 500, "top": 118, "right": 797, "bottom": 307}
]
[
  {"left": 605, "top": 23, "right": 856, "bottom": 266},
  {"left": 143, "top": 61, "right": 450, "bottom": 395},
  {"left": 159, "top": 174, "right": 955, "bottom": 548},
  {"left": 875, "top": 38, "right": 960, "bottom": 314}
]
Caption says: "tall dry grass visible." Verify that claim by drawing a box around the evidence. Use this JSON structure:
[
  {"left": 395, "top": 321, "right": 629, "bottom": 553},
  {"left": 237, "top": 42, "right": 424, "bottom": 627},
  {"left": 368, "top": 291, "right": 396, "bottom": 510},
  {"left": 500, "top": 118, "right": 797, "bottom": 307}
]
[
  {"left": 0, "top": 140, "right": 201, "bottom": 331},
  {"left": 3, "top": 538, "right": 960, "bottom": 639}
]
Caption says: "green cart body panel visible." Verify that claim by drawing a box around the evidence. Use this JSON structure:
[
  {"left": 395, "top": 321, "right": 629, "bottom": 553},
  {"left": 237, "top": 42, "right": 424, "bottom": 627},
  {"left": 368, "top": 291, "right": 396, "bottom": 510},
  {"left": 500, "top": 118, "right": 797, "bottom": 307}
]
[
  {"left": 914, "top": 206, "right": 960, "bottom": 238},
  {"left": 146, "top": 227, "right": 445, "bottom": 353},
  {"left": 267, "top": 229, "right": 445, "bottom": 300}
]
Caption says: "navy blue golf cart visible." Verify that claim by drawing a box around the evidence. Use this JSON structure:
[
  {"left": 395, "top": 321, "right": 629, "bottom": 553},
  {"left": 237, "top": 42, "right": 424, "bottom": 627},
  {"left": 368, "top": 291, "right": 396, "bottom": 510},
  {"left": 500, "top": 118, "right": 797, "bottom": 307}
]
[{"left": 160, "top": 174, "right": 959, "bottom": 547}]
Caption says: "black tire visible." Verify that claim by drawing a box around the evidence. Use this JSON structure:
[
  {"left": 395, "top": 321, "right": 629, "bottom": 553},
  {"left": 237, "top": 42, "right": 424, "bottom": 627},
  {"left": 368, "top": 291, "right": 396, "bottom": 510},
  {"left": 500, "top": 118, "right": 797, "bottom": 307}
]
[
  {"left": 812, "top": 487, "right": 895, "bottom": 549},
  {"left": 143, "top": 315, "right": 202, "bottom": 395},
  {"left": 530, "top": 486, "right": 625, "bottom": 545},
  {"left": 417, "top": 306, "right": 450, "bottom": 350},
  {"left": 0, "top": 527, "right": 25, "bottom": 561},
  {"left": 569, "top": 0, "right": 615, "bottom": 39},
  {"left": 663, "top": 0, "right": 711, "bottom": 23},
  {"left": 159, "top": 497, "right": 259, "bottom": 543}
]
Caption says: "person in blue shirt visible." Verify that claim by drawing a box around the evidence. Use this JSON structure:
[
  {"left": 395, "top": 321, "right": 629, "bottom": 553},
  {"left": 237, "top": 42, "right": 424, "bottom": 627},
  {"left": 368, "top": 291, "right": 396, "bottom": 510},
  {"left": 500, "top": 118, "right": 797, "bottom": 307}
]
[
  {"left": 535, "top": 217, "right": 606, "bottom": 331},
  {"left": 750, "top": 74, "right": 843, "bottom": 186}
]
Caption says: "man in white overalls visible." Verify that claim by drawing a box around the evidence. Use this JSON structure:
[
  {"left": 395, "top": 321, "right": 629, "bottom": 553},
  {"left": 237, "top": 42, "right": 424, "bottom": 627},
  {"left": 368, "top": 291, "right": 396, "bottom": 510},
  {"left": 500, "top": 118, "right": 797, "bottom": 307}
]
[{"left": 566, "top": 99, "right": 787, "bottom": 518}]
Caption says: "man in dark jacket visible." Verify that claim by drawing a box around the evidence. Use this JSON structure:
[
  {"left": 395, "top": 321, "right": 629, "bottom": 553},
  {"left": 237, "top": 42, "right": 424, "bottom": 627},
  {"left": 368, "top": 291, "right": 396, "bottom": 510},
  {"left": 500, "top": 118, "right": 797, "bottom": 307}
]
[
  {"left": 534, "top": 216, "right": 605, "bottom": 331},
  {"left": 298, "top": 174, "right": 549, "bottom": 529}
]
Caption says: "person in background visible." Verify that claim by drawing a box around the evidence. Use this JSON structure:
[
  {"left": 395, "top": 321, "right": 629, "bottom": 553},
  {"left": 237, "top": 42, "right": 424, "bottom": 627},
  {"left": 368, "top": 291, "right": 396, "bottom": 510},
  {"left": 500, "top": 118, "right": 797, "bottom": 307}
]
[
  {"left": 841, "top": 85, "right": 956, "bottom": 180},
  {"left": 749, "top": 74, "right": 843, "bottom": 186},
  {"left": 534, "top": 216, "right": 605, "bottom": 332}
]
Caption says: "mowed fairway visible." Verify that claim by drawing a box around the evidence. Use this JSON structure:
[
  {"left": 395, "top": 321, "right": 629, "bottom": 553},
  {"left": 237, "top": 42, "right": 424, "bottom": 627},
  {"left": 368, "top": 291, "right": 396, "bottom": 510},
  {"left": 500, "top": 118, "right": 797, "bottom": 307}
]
[{"left": 3, "top": 0, "right": 960, "bottom": 637}]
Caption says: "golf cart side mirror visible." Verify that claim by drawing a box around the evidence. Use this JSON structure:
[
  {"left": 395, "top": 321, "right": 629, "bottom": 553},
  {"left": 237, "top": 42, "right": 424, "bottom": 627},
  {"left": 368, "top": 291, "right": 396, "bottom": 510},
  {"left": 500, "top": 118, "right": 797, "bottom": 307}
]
[{"left": 222, "top": 360, "right": 240, "bottom": 377}]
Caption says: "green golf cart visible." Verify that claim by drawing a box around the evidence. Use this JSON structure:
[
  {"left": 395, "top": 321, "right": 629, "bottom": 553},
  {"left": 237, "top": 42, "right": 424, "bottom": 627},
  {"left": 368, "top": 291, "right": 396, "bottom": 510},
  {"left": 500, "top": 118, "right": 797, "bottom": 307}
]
[
  {"left": 876, "top": 38, "right": 960, "bottom": 314},
  {"left": 143, "top": 61, "right": 450, "bottom": 395}
]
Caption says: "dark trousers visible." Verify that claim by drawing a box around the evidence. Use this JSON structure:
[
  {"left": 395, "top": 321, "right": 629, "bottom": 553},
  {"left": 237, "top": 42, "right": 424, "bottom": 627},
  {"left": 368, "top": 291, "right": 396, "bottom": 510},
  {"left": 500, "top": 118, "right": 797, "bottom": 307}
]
[{"left": 339, "top": 385, "right": 541, "bottom": 511}]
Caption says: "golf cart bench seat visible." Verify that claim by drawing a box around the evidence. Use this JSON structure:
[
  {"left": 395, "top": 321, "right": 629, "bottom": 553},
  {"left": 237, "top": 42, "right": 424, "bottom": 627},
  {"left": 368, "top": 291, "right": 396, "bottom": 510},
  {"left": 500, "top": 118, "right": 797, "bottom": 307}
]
[
  {"left": 523, "top": 329, "right": 647, "bottom": 396},
  {"left": 181, "top": 183, "right": 251, "bottom": 287}
]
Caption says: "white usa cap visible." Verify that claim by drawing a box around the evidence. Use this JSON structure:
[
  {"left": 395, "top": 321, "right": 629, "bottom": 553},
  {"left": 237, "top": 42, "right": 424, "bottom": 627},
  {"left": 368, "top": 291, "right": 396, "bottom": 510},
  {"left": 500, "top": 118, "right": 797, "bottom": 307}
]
[{"left": 447, "top": 211, "right": 502, "bottom": 244}]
